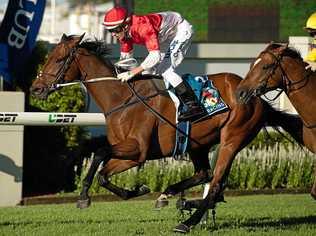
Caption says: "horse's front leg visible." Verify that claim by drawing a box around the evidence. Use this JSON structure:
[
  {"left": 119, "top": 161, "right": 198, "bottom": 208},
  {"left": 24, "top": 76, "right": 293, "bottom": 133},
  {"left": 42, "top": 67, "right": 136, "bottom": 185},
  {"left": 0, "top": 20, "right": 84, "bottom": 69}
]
[
  {"left": 156, "top": 148, "right": 213, "bottom": 208},
  {"left": 155, "top": 170, "right": 212, "bottom": 208},
  {"left": 97, "top": 159, "right": 150, "bottom": 199},
  {"left": 97, "top": 139, "right": 150, "bottom": 200},
  {"left": 174, "top": 145, "right": 236, "bottom": 233},
  {"left": 77, "top": 146, "right": 111, "bottom": 209}
]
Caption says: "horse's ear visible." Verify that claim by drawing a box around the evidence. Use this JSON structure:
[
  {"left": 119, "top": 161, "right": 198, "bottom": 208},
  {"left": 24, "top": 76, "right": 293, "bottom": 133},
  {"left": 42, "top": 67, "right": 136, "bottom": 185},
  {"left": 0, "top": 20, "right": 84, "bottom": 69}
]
[
  {"left": 278, "top": 43, "right": 289, "bottom": 53},
  {"left": 74, "top": 33, "right": 85, "bottom": 46},
  {"left": 79, "top": 33, "right": 85, "bottom": 42},
  {"left": 264, "top": 41, "right": 274, "bottom": 51},
  {"left": 61, "top": 33, "right": 68, "bottom": 42}
]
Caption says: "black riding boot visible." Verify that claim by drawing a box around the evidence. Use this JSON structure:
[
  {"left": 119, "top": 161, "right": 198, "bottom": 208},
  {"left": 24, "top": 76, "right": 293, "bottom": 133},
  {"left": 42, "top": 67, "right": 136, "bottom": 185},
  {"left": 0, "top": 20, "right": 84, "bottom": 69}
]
[{"left": 174, "top": 82, "right": 205, "bottom": 121}]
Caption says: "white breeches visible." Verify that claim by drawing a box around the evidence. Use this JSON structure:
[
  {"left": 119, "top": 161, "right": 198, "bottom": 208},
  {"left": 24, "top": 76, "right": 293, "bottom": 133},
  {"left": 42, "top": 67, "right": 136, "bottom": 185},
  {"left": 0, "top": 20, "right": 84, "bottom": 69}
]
[{"left": 156, "top": 19, "right": 193, "bottom": 88}]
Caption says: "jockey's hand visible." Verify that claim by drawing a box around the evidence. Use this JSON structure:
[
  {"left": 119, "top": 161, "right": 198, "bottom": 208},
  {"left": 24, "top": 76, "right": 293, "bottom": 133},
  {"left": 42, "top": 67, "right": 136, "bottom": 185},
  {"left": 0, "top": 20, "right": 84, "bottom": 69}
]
[
  {"left": 117, "top": 71, "right": 134, "bottom": 82},
  {"left": 305, "top": 61, "right": 316, "bottom": 72}
]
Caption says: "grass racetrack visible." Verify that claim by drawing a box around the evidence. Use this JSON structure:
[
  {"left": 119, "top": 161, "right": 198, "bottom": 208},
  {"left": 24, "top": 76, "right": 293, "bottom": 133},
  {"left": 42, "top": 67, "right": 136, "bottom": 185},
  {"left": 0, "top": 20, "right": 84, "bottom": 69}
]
[{"left": 0, "top": 194, "right": 315, "bottom": 235}]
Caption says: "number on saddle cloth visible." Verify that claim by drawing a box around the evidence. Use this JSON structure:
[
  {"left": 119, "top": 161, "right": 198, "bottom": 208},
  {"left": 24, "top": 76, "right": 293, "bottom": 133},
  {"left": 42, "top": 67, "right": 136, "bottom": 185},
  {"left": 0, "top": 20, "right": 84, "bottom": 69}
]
[{"left": 181, "top": 74, "right": 229, "bottom": 117}]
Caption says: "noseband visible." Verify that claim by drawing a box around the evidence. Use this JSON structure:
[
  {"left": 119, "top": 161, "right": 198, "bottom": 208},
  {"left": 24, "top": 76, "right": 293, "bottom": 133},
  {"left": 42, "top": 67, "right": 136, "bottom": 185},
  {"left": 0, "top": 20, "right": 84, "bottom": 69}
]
[{"left": 252, "top": 50, "right": 286, "bottom": 101}]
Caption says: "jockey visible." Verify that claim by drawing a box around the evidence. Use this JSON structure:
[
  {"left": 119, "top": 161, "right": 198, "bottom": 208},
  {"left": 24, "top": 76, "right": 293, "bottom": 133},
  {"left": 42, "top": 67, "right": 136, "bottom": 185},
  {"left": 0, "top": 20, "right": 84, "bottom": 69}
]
[
  {"left": 103, "top": 6, "right": 205, "bottom": 121},
  {"left": 304, "top": 12, "right": 316, "bottom": 71}
]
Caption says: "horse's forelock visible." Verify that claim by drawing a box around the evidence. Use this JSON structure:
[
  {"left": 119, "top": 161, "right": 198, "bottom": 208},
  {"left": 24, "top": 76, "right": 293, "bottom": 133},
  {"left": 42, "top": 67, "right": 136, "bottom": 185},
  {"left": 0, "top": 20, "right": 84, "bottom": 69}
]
[{"left": 79, "top": 39, "right": 111, "bottom": 56}]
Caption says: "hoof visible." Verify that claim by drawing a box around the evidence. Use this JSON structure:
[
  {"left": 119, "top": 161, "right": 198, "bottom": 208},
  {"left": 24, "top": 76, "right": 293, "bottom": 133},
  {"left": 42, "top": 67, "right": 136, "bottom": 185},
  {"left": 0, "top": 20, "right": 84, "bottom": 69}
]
[
  {"left": 155, "top": 199, "right": 169, "bottom": 208},
  {"left": 137, "top": 184, "right": 151, "bottom": 196},
  {"left": 76, "top": 197, "right": 91, "bottom": 209},
  {"left": 176, "top": 198, "right": 187, "bottom": 210},
  {"left": 173, "top": 223, "right": 190, "bottom": 233}
]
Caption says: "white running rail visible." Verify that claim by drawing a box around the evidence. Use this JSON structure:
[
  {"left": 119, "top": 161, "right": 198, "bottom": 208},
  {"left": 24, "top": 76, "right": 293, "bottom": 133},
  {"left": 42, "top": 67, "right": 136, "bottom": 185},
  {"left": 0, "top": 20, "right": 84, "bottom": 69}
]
[{"left": 0, "top": 112, "right": 106, "bottom": 126}]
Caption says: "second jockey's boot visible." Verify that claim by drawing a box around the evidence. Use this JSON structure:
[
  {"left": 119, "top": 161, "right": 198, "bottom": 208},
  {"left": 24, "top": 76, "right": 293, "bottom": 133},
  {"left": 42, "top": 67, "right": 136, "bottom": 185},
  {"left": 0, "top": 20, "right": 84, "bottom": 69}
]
[{"left": 174, "top": 82, "right": 206, "bottom": 121}]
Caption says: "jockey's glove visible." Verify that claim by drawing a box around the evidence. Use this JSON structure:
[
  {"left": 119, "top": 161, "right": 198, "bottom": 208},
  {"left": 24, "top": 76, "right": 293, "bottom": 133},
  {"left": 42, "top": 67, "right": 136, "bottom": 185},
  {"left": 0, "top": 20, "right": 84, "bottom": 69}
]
[
  {"left": 305, "top": 61, "right": 316, "bottom": 71},
  {"left": 118, "top": 71, "right": 134, "bottom": 82}
]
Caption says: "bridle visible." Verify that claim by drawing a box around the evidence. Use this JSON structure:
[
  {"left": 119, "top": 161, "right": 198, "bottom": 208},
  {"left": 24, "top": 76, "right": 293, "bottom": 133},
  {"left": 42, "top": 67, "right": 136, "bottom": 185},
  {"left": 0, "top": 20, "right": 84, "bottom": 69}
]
[
  {"left": 37, "top": 44, "right": 81, "bottom": 92},
  {"left": 259, "top": 48, "right": 316, "bottom": 128},
  {"left": 256, "top": 48, "right": 313, "bottom": 101},
  {"left": 254, "top": 50, "right": 284, "bottom": 101}
]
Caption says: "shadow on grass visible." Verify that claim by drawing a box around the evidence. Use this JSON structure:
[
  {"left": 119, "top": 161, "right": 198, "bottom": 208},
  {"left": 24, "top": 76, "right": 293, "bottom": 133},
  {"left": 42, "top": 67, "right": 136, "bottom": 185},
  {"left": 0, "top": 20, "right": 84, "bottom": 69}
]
[
  {"left": 0, "top": 217, "right": 173, "bottom": 228},
  {"left": 213, "top": 215, "right": 316, "bottom": 230}
]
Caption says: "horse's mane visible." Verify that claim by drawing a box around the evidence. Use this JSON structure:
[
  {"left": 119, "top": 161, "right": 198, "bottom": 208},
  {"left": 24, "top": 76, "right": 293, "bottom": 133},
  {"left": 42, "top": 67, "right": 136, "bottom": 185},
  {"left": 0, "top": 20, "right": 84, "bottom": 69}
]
[
  {"left": 266, "top": 43, "right": 302, "bottom": 60},
  {"left": 79, "top": 39, "right": 115, "bottom": 70}
]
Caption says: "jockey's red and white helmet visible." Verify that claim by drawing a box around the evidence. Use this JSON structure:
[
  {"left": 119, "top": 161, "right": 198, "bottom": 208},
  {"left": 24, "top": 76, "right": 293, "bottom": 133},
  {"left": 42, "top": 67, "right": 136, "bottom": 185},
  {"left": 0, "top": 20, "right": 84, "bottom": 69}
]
[{"left": 103, "top": 7, "right": 131, "bottom": 30}]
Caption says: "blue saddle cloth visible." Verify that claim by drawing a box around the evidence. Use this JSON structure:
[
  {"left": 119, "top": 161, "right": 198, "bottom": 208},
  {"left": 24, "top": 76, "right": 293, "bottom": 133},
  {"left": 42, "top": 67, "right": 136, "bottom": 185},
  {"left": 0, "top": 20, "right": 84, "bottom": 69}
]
[
  {"left": 183, "top": 73, "right": 229, "bottom": 116},
  {"left": 172, "top": 74, "right": 229, "bottom": 158}
]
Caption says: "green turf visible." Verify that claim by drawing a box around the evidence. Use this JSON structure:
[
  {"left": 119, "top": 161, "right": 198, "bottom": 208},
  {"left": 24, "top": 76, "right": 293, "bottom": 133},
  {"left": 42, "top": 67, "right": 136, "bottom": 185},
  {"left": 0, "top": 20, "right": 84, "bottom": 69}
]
[{"left": 0, "top": 194, "right": 315, "bottom": 235}]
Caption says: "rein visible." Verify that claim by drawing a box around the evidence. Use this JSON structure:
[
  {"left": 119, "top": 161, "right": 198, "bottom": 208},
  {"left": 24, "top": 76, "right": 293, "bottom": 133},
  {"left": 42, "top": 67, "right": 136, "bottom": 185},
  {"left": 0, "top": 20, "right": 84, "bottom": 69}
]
[
  {"left": 126, "top": 81, "right": 202, "bottom": 147},
  {"left": 53, "top": 77, "right": 119, "bottom": 88},
  {"left": 54, "top": 76, "right": 166, "bottom": 118}
]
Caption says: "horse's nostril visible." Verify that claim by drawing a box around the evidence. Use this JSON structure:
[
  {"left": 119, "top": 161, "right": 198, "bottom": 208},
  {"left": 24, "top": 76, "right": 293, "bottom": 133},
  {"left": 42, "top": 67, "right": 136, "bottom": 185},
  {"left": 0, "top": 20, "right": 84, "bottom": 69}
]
[
  {"left": 30, "top": 87, "right": 41, "bottom": 95},
  {"left": 30, "top": 86, "right": 47, "bottom": 98}
]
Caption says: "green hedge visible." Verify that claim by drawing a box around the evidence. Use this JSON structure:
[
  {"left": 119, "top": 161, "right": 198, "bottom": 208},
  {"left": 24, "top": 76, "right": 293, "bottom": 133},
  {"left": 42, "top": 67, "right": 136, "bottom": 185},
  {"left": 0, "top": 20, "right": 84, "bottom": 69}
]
[
  {"left": 135, "top": 0, "right": 316, "bottom": 41},
  {"left": 75, "top": 143, "right": 315, "bottom": 194}
]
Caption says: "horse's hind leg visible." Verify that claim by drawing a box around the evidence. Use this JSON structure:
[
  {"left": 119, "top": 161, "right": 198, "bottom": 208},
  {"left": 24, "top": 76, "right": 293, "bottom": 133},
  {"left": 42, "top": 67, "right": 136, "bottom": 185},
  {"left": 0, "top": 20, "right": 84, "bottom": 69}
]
[{"left": 156, "top": 149, "right": 212, "bottom": 208}]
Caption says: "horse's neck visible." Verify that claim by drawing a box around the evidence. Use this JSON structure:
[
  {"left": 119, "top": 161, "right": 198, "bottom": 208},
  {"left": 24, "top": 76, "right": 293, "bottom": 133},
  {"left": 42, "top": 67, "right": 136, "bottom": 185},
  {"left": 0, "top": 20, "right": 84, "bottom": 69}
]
[
  {"left": 77, "top": 54, "right": 169, "bottom": 115},
  {"left": 285, "top": 60, "right": 316, "bottom": 125},
  {"left": 77, "top": 54, "right": 130, "bottom": 113}
]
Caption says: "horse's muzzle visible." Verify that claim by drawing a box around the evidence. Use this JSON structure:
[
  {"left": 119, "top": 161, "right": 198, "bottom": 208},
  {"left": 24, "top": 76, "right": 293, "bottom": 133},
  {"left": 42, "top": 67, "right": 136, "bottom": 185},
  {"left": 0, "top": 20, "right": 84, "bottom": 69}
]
[{"left": 30, "top": 86, "right": 49, "bottom": 100}]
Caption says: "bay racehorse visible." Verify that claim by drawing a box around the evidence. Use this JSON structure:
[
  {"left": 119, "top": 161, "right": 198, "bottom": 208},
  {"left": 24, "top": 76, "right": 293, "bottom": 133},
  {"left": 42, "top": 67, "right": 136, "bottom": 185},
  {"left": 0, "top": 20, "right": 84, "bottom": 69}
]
[
  {"left": 236, "top": 42, "right": 316, "bottom": 199},
  {"left": 31, "top": 35, "right": 303, "bottom": 233}
]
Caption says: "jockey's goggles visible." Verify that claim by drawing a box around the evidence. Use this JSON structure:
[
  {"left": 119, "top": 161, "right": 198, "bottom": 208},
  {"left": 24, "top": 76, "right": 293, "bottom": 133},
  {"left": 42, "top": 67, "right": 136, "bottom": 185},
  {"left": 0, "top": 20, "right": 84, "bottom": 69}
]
[{"left": 109, "top": 26, "right": 124, "bottom": 34}]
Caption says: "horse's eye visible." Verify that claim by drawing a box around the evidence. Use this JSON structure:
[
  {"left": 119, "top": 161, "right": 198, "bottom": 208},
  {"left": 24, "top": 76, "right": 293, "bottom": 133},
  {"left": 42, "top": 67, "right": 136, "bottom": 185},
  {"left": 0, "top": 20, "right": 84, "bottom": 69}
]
[
  {"left": 262, "top": 64, "right": 274, "bottom": 70},
  {"left": 56, "top": 58, "right": 64, "bottom": 63}
]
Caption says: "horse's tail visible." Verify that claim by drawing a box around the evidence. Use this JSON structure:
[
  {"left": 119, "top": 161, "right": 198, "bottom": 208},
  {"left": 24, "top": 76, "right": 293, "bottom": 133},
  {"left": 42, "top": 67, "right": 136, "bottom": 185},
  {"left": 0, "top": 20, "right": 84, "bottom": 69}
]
[{"left": 263, "top": 100, "right": 304, "bottom": 145}]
